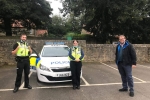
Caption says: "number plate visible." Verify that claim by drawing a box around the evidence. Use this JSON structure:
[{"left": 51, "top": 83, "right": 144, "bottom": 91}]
[{"left": 57, "top": 73, "right": 70, "bottom": 77}]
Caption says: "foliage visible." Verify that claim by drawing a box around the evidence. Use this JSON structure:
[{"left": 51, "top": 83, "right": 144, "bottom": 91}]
[
  {"left": 64, "top": 32, "right": 92, "bottom": 40},
  {"left": 60, "top": 0, "right": 150, "bottom": 43},
  {"left": 0, "top": 0, "right": 52, "bottom": 36},
  {"left": 65, "top": 32, "right": 75, "bottom": 37},
  {"left": 47, "top": 14, "right": 83, "bottom": 37},
  {"left": 48, "top": 15, "right": 66, "bottom": 37}
]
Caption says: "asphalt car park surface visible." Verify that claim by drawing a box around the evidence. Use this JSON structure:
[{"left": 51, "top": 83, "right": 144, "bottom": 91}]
[{"left": 0, "top": 62, "right": 150, "bottom": 100}]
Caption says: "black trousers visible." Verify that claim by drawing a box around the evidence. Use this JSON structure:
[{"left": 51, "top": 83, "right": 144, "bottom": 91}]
[
  {"left": 70, "top": 61, "right": 82, "bottom": 87},
  {"left": 15, "top": 59, "right": 30, "bottom": 87}
]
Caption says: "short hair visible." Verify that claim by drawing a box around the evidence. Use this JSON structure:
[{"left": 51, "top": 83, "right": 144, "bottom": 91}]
[
  {"left": 20, "top": 33, "right": 27, "bottom": 37},
  {"left": 73, "top": 40, "right": 78, "bottom": 43},
  {"left": 119, "top": 35, "right": 126, "bottom": 39}
]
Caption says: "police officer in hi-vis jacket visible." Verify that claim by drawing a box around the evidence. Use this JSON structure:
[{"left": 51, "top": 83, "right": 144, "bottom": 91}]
[
  {"left": 11, "top": 33, "right": 32, "bottom": 93},
  {"left": 68, "top": 40, "right": 84, "bottom": 90}
]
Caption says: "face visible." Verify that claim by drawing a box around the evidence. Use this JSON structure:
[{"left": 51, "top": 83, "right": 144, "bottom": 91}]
[
  {"left": 119, "top": 36, "right": 126, "bottom": 44},
  {"left": 20, "top": 35, "right": 27, "bottom": 41},
  {"left": 73, "top": 40, "right": 78, "bottom": 46}
]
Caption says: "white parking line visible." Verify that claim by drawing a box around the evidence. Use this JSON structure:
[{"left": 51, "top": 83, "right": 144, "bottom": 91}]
[
  {"left": 0, "top": 89, "right": 13, "bottom": 92},
  {"left": 132, "top": 76, "right": 146, "bottom": 83},
  {"left": 1, "top": 81, "right": 150, "bottom": 92},
  {"left": 137, "top": 64, "right": 150, "bottom": 69},
  {"left": 0, "top": 88, "right": 27, "bottom": 92},
  {"left": 81, "top": 76, "right": 90, "bottom": 85},
  {"left": 88, "top": 81, "right": 150, "bottom": 86},
  {"left": 19, "top": 71, "right": 33, "bottom": 89},
  {"left": 101, "top": 62, "right": 146, "bottom": 83},
  {"left": 2, "top": 63, "right": 148, "bottom": 92},
  {"left": 100, "top": 62, "right": 118, "bottom": 71}
]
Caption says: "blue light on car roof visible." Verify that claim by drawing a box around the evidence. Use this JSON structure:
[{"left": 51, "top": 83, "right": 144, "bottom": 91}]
[{"left": 45, "top": 42, "right": 65, "bottom": 45}]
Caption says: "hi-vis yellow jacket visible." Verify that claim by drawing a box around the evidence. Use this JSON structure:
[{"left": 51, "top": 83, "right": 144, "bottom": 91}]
[
  {"left": 16, "top": 42, "right": 29, "bottom": 56},
  {"left": 68, "top": 46, "right": 84, "bottom": 61}
]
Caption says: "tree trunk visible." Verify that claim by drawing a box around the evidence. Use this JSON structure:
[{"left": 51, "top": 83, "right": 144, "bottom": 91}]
[{"left": 4, "top": 18, "right": 12, "bottom": 36}]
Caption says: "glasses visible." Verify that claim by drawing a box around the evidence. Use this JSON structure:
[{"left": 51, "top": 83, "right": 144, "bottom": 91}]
[
  {"left": 73, "top": 43, "right": 78, "bottom": 44},
  {"left": 119, "top": 38, "right": 125, "bottom": 40}
]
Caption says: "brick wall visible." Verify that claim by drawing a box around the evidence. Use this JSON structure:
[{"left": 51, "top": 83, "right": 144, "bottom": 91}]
[{"left": 0, "top": 39, "right": 150, "bottom": 66}]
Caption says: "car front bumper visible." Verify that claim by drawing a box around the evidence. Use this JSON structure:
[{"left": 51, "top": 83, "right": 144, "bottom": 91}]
[{"left": 37, "top": 69, "right": 72, "bottom": 83}]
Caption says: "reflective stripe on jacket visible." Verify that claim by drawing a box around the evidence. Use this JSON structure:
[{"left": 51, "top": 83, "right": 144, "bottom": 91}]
[
  {"left": 16, "top": 42, "right": 29, "bottom": 56},
  {"left": 68, "top": 46, "right": 84, "bottom": 61}
]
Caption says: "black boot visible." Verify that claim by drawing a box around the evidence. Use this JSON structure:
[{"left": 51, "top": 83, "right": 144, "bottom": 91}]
[
  {"left": 76, "top": 86, "right": 80, "bottom": 89},
  {"left": 119, "top": 88, "right": 128, "bottom": 92},
  {"left": 129, "top": 92, "right": 134, "bottom": 97},
  {"left": 13, "top": 87, "right": 19, "bottom": 93},
  {"left": 24, "top": 85, "right": 32, "bottom": 89}
]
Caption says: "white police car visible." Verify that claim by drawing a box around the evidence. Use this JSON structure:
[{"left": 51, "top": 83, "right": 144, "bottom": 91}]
[{"left": 30, "top": 42, "right": 72, "bottom": 83}]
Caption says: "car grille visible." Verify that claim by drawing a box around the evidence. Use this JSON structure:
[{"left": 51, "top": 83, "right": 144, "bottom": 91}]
[{"left": 51, "top": 68, "right": 71, "bottom": 72}]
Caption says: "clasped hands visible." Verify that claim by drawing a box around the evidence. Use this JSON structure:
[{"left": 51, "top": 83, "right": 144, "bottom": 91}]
[{"left": 75, "top": 59, "right": 80, "bottom": 62}]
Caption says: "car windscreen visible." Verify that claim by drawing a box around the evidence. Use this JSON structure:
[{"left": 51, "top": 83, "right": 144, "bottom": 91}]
[{"left": 42, "top": 47, "right": 69, "bottom": 57}]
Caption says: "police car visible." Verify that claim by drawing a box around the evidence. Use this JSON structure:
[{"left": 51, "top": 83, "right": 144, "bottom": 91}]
[{"left": 30, "top": 42, "right": 72, "bottom": 83}]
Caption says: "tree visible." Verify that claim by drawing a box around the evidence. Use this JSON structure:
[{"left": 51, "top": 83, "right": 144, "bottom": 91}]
[
  {"left": 48, "top": 15, "right": 66, "bottom": 37},
  {"left": 65, "top": 13, "right": 84, "bottom": 33},
  {"left": 0, "top": 0, "right": 52, "bottom": 36},
  {"left": 47, "top": 14, "right": 83, "bottom": 37},
  {"left": 60, "top": 0, "right": 150, "bottom": 43}
]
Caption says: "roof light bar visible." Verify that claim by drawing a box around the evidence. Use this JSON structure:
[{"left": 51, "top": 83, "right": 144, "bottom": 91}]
[{"left": 45, "top": 42, "right": 65, "bottom": 45}]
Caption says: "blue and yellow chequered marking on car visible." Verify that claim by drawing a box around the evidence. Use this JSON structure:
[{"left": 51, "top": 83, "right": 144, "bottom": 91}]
[{"left": 30, "top": 54, "right": 40, "bottom": 71}]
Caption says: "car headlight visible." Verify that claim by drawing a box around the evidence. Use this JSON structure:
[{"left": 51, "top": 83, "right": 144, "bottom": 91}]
[{"left": 40, "top": 64, "right": 50, "bottom": 72}]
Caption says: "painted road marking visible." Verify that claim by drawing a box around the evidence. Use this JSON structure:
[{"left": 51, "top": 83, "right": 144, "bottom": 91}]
[
  {"left": 19, "top": 71, "right": 33, "bottom": 89},
  {"left": 81, "top": 76, "right": 90, "bottom": 85},
  {"left": 100, "top": 62, "right": 118, "bottom": 71},
  {"left": 101, "top": 62, "right": 146, "bottom": 83},
  {"left": 2, "top": 63, "right": 148, "bottom": 92},
  {"left": 137, "top": 64, "right": 150, "bottom": 69},
  {"left": 0, "top": 81, "right": 150, "bottom": 92}
]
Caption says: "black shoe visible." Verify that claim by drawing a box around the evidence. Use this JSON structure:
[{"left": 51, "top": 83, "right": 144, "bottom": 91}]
[
  {"left": 13, "top": 87, "right": 19, "bottom": 93},
  {"left": 24, "top": 85, "right": 32, "bottom": 89},
  {"left": 76, "top": 86, "right": 80, "bottom": 89},
  {"left": 119, "top": 88, "right": 128, "bottom": 92},
  {"left": 129, "top": 92, "right": 134, "bottom": 97},
  {"left": 73, "top": 86, "right": 76, "bottom": 90}
]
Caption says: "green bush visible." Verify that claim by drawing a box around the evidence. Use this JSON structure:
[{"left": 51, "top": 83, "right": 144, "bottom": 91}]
[
  {"left": 48, "top": 33, "right": 56, "bottom": 38},
  {"left": 64, "top": 32, "right": 92, "bottom": 40}
]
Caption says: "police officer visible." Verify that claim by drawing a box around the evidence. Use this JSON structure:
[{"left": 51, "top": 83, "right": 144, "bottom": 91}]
[
  {"left": 115, "top": 35, "right": 136, "bottom": 97},
  {"left": 11, "top": 33, "right": 32, "bottom": 93},
  {"left": 68, "top": 40, "right": 84, "bottom": 90}
]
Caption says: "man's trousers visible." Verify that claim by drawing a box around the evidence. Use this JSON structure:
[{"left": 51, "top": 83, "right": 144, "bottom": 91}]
[
  {"left": 118, "top": 62, "right": 134, "bottom": 92},
  {"left": 15, "top": 59, "right": 30, "bottom": 87}
]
